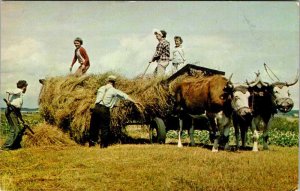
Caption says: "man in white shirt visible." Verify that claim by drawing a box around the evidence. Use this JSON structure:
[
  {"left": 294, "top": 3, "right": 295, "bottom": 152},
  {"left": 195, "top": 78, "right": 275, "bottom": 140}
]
[
  {"left": 89, "top": 75, "right": 142, "bottom": 148},
  {"left": 1, "top": 80, "right": 28, "bottom": 150}
]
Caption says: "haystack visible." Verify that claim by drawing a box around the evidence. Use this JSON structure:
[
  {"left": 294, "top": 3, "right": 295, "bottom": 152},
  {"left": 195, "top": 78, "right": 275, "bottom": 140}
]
[
  {"left": 39, "top": 72, "right": 176, "bottom": 144},
  {"left": 22, "top": 123, "right": 76, "bottom": 147}
]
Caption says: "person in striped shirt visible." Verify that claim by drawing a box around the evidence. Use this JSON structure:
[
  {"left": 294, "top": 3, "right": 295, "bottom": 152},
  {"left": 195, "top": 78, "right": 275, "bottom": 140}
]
[{"left": 149, "top": 29, "right": 170, "bottom": 77}]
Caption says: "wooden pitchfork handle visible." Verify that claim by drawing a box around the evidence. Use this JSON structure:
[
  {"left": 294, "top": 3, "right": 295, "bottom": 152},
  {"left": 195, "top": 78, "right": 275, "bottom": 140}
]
[{"left": 142, "top": 62, "right": 152, "bottom": 78}]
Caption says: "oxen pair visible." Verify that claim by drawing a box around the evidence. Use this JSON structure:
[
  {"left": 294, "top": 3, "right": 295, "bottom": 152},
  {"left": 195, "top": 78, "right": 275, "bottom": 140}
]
[
  {"left": 234, "top": 72, "right": 298, "bottom": 151},
  {"left": 174, "top": 72, "right": 298, "bottom": 152}
]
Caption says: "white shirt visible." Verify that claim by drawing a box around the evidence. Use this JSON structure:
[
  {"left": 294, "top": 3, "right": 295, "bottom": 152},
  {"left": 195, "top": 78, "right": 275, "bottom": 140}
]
[
  {"left": 76, "top": 48, "right": 85, "bottom": 64},
  {"left": 95, "top": 84, "right": 130, "bottom": 108},
  {"left": 6, "top": 88, "right": 24, "bottom": 108},
  {"left": 172, "top": 45, "right": 185, "bottom": 64}
]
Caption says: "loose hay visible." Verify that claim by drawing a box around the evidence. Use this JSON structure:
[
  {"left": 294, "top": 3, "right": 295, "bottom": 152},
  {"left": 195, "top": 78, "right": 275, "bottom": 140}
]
[
  {"left": 23, "top": 123, "right": 76, "bottom": 147},
  {"left": 39, "top": 73, "right": 175, "bottom": 144}
]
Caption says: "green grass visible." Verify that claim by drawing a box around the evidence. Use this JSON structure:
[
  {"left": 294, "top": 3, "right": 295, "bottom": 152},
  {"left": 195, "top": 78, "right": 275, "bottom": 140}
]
[{"left": 0, "top": 145, "right": 298, "bottom": 191}]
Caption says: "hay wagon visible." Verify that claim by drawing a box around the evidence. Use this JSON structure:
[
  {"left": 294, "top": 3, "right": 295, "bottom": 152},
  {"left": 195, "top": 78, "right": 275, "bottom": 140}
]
[{"left": 124, "top": 64, "right": 225, "bottom": 144}]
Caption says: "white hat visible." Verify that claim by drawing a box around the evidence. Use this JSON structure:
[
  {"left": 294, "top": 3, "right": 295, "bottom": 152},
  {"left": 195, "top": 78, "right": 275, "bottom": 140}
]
[
  {"left": 107, "top": 75, "right": 117, "bottom": 82},
  {"left": 153, "top": 29, "right": 163, "bottom": 36}
]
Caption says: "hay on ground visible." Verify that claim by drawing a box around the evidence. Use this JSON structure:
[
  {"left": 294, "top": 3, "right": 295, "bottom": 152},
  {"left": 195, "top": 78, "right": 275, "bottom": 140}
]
[{"left": 22, "top": 123, "right": 76, "bottom": 147}]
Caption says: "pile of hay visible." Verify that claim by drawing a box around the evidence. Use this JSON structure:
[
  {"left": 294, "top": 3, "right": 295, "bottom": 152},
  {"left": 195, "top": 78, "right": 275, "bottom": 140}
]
[
  {"left": 22, "top": 123, "right": 76, "bottom": 147},
  {"left": 39, "top": 72, "right": 176, "bottom": 144}
]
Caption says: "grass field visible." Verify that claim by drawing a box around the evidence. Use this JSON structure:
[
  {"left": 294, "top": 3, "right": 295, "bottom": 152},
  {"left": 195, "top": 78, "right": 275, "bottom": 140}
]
[
  {"left": 0, "top": 145, "right": 298, "bottom": 191},
  {"left": 0, "top": 112, "right": 298, "bottom": 190}
]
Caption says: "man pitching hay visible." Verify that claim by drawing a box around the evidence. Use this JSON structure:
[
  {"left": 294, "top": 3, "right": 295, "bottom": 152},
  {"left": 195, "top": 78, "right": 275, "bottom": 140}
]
[
  {"left": 1, "top": 80, "right": 28, "bottom": 150},
  {"left": 89, "top": 75, "right": 142, "bottom": 148}
]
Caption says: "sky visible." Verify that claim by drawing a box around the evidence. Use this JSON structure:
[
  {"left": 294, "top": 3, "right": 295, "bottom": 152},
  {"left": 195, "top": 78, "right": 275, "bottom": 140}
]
[{"left": 1, "top": 1, "right": 299, "bottom": 109}]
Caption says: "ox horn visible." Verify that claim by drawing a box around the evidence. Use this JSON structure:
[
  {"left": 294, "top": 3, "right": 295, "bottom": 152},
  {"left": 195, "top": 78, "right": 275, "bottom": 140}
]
[
  {"left": 246, "top": 73, "right": 260, "bottom": 87},
  {"left": 258, "top": 75, "right": 269, "bottom": 86},
  {"left": 228, "top": 73, "right": 233, "bottom": 82},
  {"left": 286, "top": 70, "right": 299, "bottom": 87},
  {"left": 239, "top": 83, "right": 250, "bottom": 88}
]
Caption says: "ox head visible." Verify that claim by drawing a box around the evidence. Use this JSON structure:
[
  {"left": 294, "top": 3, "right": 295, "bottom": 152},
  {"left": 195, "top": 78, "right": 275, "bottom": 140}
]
[
  {"left": 246, "top": 72, "right": 274, "bottom": 114},
  {"left": 231, "top": 84, "right": 252, "bottom": 117},
  {"left": 270, "top": 72, "right": 298, "bottom": 113},
  {"left": 247, "top": 71, "right": 298, "bottom": 113}
]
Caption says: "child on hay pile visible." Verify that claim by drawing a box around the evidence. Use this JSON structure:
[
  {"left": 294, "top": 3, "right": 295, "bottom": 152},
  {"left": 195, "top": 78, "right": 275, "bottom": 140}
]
[
  {"left": 89, "top": 75, "right": 143, "bottom": 148},
  {"left": 170, "top": 36, "right": 186, "bottom": 75},
  {"left": 1, "top": 80, "right": 28, "bottom": 151},
  {"left": 69, "top": 37, "right": 90, "bottom": 77}
]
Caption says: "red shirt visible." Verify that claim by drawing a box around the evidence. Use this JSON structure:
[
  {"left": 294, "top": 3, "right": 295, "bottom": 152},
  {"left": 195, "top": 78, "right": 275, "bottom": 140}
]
[{"left": 71, "top": 47, "right": 90, "bottom": 67}]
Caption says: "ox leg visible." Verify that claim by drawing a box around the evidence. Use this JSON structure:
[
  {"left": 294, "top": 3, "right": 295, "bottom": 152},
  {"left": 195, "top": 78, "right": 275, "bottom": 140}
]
[
  {"left": 251, "top": 117, "right": 261, "bottom": 152},
  {"left": 212, "top": 131, "right": 220, "bottom": 152},
  {"left": 209, "top": 116, "right": 219, "bottom": 152},
  {"left": 189, "top": 119, "right": 196, "bottom": 146},
  {"left": 252, "top": 130, "right": 259, "bottom": 152},
  {"left": 177, "top": 118, "right": 183, "bottom": 148},
  {"left": 206, "top": 118, "right": 217, "bottom": 144},
  {"left": 262, "top": 126, "right": 269, "bottom": 150},
  {"left": 223, "top": 126, "right": 231, "bottom": 151},
  {"left": 240, "top": 126, "right": 248, "bottom": 149},
  {"left": 261, "top": 118, "right": 271, "bottom": 150},
  {"left": 234, "top": 124, "right": 241, "bottom": 150}
]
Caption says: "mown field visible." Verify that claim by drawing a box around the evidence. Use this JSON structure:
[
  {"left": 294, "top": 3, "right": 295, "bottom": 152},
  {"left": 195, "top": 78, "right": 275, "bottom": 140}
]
[{"left": 0, "top": 112, "right": 299, "bottom": 191}]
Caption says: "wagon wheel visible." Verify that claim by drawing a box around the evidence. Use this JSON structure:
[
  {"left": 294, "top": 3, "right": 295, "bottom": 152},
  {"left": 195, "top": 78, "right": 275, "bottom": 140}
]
[{"left": 149, "top": 117, "right": 166, "bottom": 144}]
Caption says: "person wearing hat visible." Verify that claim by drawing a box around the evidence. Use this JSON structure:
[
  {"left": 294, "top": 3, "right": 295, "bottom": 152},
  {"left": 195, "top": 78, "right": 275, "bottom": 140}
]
[
  {"left": 89, "top": 75, "right": 142, "bottom": 148},
  {"left": 69, "top": 37, "right": 90, "bottom": 77},
  {"left": 1, "top": 80, "right": 28, "bottom": 150},
  {"left": 149, "top": 29, "right": 170, "bottom": 77}
]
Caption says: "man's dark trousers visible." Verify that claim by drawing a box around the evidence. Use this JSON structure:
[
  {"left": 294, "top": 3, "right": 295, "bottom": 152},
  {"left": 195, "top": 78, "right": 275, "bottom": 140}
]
[
  {"left": 89, "top": 103, "right": 110, "bottom": 148},
  {"left": 2, "top": 108, "right": 23, "bottom": 150}
]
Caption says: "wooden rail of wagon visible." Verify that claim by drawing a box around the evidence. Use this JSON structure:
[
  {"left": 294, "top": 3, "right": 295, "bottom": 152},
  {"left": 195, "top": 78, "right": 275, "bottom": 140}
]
[{"left": 164, "top": 63, "right": 225, "bottom": 84}]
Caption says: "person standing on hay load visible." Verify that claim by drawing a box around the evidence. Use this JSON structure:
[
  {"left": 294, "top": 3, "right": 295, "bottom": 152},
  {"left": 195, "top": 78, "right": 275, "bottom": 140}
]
[
  {"left": 1, "top": 80, "right": 28, "bottom": 151},
  {"left": 69, "top": 37, "right": 90, "bottom": 77},
  {"left": 89, "top": 75, "right": 142, "bottom": 148},
  {"left": 149, "top": 29, "right": 170, "bottom": 77},
  {"left": 170, "top": 36, "right": 186, "bottom": 74}
]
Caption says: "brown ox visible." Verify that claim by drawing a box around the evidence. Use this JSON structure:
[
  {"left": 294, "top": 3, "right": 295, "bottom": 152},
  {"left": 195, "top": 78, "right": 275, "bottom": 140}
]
[{"left": 174, "top": 74, "right": 234, "bottom": 152}]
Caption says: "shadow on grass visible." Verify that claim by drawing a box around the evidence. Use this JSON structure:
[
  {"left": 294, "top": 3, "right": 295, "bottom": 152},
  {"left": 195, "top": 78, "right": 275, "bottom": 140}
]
[{"left": 111, "top": 133, "right": 255, "bottom": 152}]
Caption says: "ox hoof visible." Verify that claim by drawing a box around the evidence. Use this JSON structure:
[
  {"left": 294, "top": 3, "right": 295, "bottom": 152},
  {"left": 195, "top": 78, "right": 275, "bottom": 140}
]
[
  {"left": 212, "top": 147, "right": 218, "bottom": 152},
  {"left": 224, "top": 144, "right": 230, "bottom": 151},
  {"left": 263, "top": 146, "right": 269, "bottom": 150},
  {"left": 252, "top": 148, "right": 258, "bottom": 152},
  {"left": 177, "top": 144, "right": 183, "bottom": 148}
]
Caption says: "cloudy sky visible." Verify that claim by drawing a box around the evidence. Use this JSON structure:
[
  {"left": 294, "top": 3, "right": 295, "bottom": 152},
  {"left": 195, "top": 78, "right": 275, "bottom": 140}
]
[{"left": 1, "top": 1, "right": 299, "bottom": 109}]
